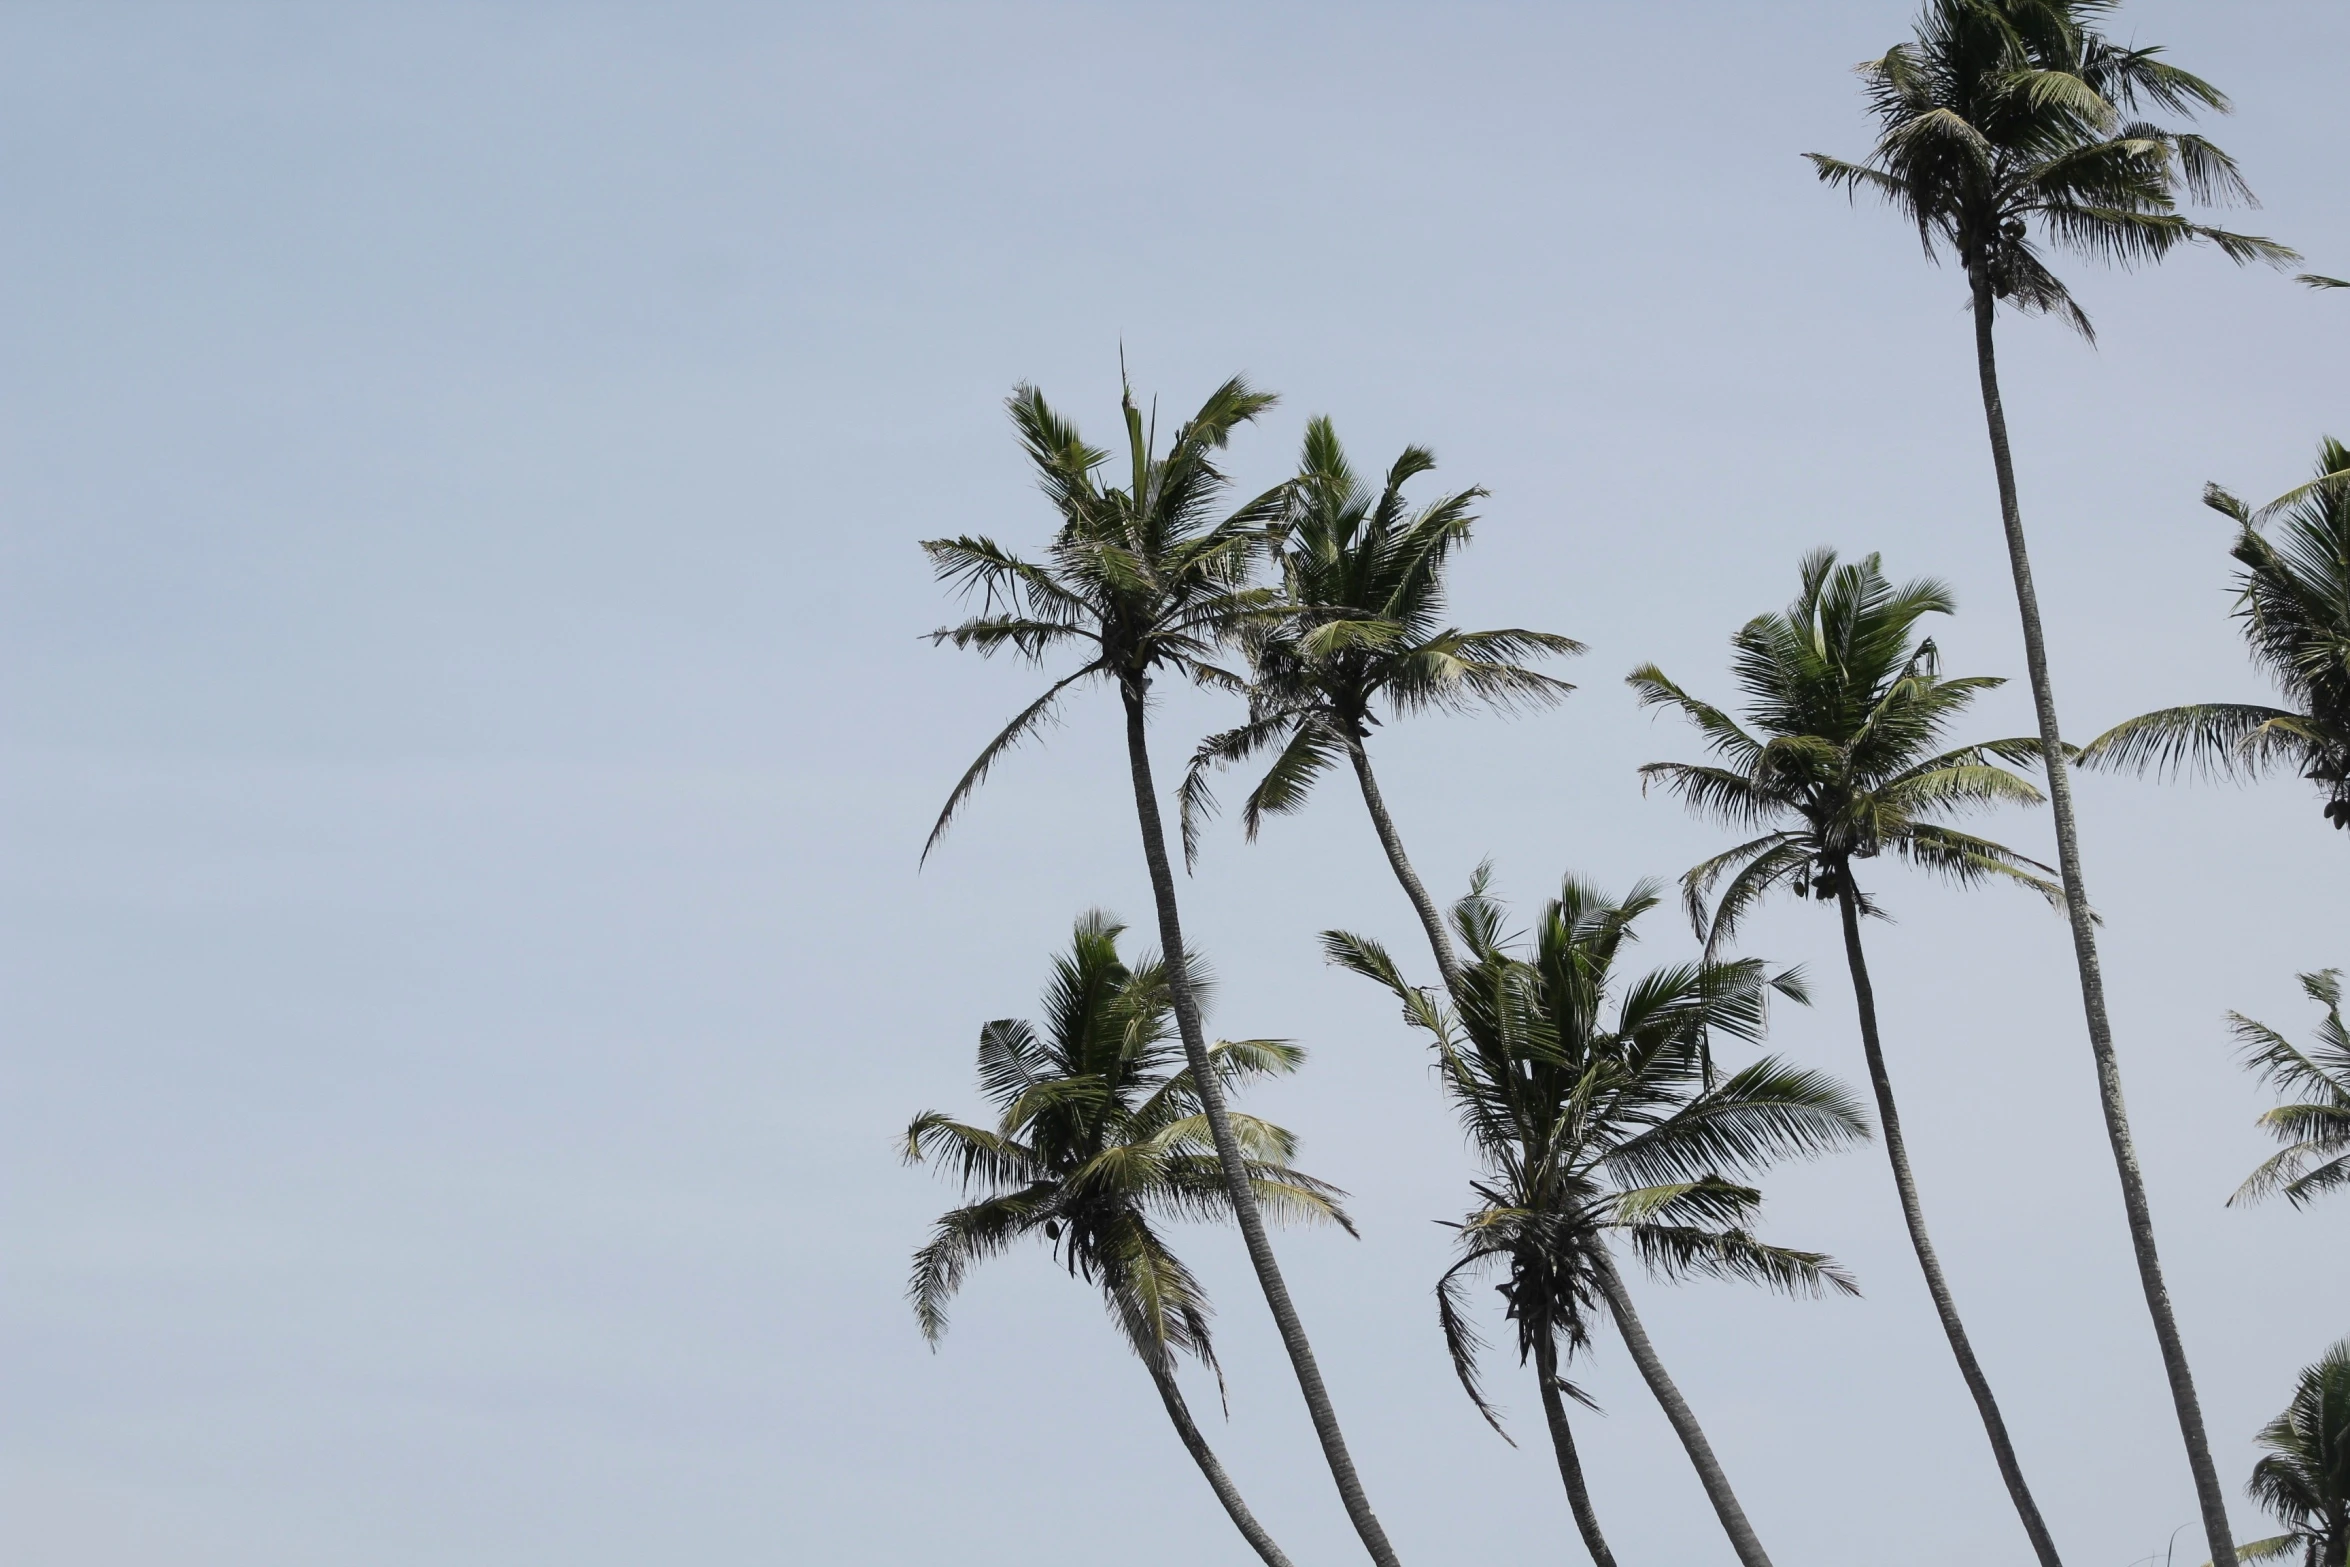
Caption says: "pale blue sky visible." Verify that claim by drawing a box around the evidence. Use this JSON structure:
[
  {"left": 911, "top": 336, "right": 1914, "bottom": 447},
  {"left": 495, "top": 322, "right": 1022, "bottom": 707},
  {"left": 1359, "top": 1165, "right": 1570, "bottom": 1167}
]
[{"left": 4, "top": 4, "right": 2344, "bottom": 1564}]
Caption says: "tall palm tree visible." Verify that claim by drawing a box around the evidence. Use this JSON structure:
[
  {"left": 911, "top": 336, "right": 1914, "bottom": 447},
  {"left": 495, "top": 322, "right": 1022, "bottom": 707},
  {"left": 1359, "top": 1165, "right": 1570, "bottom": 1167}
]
[
  {"left": 1809, "top": 6, "right": 2296, "bottom": 1559},
  {"left": 1633, "top": 547, "right": 2068, "bottom": 1566},
  {"left": 906, "top": 914, "right": 1350, "bottom": 1567},
  {"left": 922, "top": 375, "right": 1407, "bottom": 1566},
  {"left": 1327, "top": 876, "right": 1867, "bottom": 1567},
  {"left": 2078, "top": 438, "right": 2350, "bottom": 831},
  {"left": 2216, "top": 1339, "right": 2350, "bottom": 1567},
  {"left": 1183, "top": 418, "right": 1582, "bottom": 993},
  {"left": 2224, "top": 969, "right": 2350, "bottom": 1211}
]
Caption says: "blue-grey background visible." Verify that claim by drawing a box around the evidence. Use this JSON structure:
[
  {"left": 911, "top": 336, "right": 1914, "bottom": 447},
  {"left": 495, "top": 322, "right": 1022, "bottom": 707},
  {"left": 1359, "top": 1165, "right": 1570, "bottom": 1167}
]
[{"left": 3, "top": 4, "right": 2342, "bottom": 1563}]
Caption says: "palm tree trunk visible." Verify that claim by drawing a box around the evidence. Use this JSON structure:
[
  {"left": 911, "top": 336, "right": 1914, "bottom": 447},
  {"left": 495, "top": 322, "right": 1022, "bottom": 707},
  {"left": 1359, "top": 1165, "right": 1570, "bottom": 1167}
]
[
  {"left": 1968, "top": 273, "right": 2238, "bottom": 1567},
  {"left": 1342, "top": 730, "right": 1463, "bottom": 993},
  {"left": 1121, "top": 675, "right": 1406, "bottom": 1567},
  {"left": 1532, "top": 1331, "right": 1620, "bottom": 1567},
  {"left": 1590, "top": 1248, "right": 1774, "bottom": 1567},
  {"left": 1834, "top": 875, "right": 2064, "bottom": 1567},
  {"left": 1146, "top": 1353, "right": 1300, "bottom": 1567}
]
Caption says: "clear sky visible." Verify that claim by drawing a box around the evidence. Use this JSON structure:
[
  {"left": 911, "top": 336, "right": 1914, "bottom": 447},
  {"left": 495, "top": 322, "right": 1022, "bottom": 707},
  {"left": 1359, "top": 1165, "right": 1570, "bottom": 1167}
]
[{"left": 3, "top": 4, "right": 2343, "bottom": 1564}]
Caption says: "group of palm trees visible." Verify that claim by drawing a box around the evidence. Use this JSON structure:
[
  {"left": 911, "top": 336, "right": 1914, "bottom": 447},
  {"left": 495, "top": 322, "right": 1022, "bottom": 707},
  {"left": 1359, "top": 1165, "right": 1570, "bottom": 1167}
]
[{"left": 901, "top": 2, "right": 2348, "bottom": 1564}]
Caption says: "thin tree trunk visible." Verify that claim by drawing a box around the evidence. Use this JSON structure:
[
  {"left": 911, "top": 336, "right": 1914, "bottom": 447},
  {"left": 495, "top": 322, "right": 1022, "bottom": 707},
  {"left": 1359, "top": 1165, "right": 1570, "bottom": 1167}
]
[
  {"left": 1590, "top": 1248, "right": 1773, "bottom": 1567},
  {"left": 1532, "top": 1331, "right": 1620, "bottom": 1567},
  {"left": 1968, "top": 274, "right": 2238, "bottom": 1567},
  {"left": 1343, "top": 730, "right": 1463, "bottom": 994},
  {"left": 1146, "top": 1353, "right": 1299, "bottom": 1567},
  {"left": 1122, "top": 676, "right": 1405, "bottom": 1567},
  {"left": 1835, "top": 875, "right": 2064, "bottom": 1567}
]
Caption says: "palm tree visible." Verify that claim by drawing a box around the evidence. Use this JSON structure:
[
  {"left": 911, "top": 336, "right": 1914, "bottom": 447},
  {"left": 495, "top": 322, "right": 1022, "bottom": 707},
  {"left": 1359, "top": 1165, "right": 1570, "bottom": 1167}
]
[
  {"left": 1183, "top": 417, "right": 1582, "bottom": 993},
  {"left": 1327, "top": 875, "right": 1867, "bottom": 1567},
  {"left": 922, "top": 374, "right": 1407, "bottom": 1566},
  {"left": 1633, "top": 547, "right": 2069, "bottom": 1565},
  {"left": 906, "top": 914, "right": 1350, "bottom": 1567},
  {"left": 2214, "top": 1339, "right": 2350, "bottom": 1567},
  {"left": 2078, "top": 438, "right": 2350, "bottom": 831},
  {"left": 2224, "top": 969, "right": 2350, "bottom": 1210},
  {"left": 1809, "top": 7, "right": 2296, "bottom": 1559}
]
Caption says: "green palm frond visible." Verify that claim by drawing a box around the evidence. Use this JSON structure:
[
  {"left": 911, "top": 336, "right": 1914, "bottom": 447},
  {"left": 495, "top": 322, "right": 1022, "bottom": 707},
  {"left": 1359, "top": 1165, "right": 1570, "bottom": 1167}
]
[
  {"left": 1335, "top": 877, "right": 1862, "bottom": 1430},
  {"left": 2108, "top": 439, "right": 2350, "bottom": 828},
  {"left": 2232, "top": 1340, "right": 2350, "bottom": 1567},
  {"left": 1642, "top": 549, "right": 2053, "bottom": 939},
  {"left": 2227, "top": 972, "right": 2350, "bottom": 1209},
  {"left": 906, "top": 918, "right": 1347, "bottom": 1363},
  {"left": 1811, "top": 0, "right": 2296, "bottom": 341},
  {"left": 1186, "top": 418, "right": 1580, "bottom": 853},
  {"left": 924, "top": 372, "right": 1287, "bottom": 861}
]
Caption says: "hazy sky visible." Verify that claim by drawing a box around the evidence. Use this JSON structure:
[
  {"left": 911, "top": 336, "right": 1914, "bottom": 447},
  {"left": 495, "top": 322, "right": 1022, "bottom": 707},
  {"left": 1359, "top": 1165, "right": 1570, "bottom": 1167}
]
[{"left": 4, "top": 4, "right": 2344, "bottom": 1565}]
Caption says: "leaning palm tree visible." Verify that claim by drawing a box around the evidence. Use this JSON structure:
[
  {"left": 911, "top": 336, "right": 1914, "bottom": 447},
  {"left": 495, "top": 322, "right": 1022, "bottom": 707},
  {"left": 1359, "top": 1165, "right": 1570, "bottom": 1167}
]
[
  {"left": 1328, "top": 875, "right": 1867, "bottom": 1567},
  {"left": 1183, "top": 417, "right": 1582, "bottom": 992},
  {"left": 1809, "top": 6, "right": 2296, "bottom": 1559},
  {"left": 1633, "top": 547, "right": 2068, "bottom": 1566},
  {"left": 2225, "top": 969, "right": 2350, "bottom": 1211},
  {"left": 922, "top": 374, "right": 1407, "bottom": 1566},
  {"left": 906, "top": 914, "right": 1350, "bottom": 1567},
  {"left": 2213, "top": 1339, "right": 2350, "bottom": 1567},
  {"left": 2078, "top": 438, "right": 2350, "bottom": 831}
]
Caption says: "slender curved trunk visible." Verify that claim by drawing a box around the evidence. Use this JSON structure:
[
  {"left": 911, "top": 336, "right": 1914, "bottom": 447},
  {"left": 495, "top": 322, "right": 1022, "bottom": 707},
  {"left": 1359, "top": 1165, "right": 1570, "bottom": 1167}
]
[
  {"left": 1532, "top": 1331, "right": 1620, "bottom": 1567},
  {"left": 1122, "top": 676, "right": 1405, "bottom": 1567},
  {"left": 1342, "top": 730, "right": 1463, "bottom": 994},
  {"left": 1968, "top": 273, "right": 2238, "bottom": 1567},
  {"left": 1834, "top": 875, "right": 2064, "bottom": 1567},
  {"left": 1590, "top": 1249, "right": 1773, "bottom": 1567},
  {"left": 1146, "top": 1353, "right": 1299, "bottom": 1567}
]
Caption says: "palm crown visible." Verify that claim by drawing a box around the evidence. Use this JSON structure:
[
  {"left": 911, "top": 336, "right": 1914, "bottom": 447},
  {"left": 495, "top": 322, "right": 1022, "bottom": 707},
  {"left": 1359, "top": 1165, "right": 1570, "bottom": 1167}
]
[
  {"left": 2079, "top": 437, "right": 2350, "bottom": 829},
  {"left": 922, "top": 376, "right": 1288, "bottom": 859},
  {"left": 1632, "top": 548, "right": 2059, "bottom": 946},
  {"left": 2231, "top": 1338, "right": 2350, "bottom": 1567},
  {"left": 1809, "top": 0, "right": 2293, "bottom": 338},
  {"left": 904, "top": 914, "right": 1350, "bottom": 1361},
  {"left": 1182, "top": 417, "right": 1581, "bottom": 860},
  {"left": 2226, "top": 969, "right": 2350, "bottom": 1211},
  {"left": 1326, "top": 875, "right": 1865, "bottom": 1432}
]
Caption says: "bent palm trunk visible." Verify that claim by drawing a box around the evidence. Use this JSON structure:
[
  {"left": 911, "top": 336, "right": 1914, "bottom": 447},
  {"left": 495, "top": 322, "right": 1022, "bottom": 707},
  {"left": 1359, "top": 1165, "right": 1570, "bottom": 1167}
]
[
  {"left": 1147, "top": 1354, "right": 1298, "bottom": 1567},
  {"left": 1343, "top": 731, "right": 1463, "bottom": 993},
  {"left": 1835, "top": 878, "right": 2064, "bottom": 1567},
  {"left": 1591, "top": 1249, "right": 1774, "bottom": 1567},
  {"left": 1533, "top": 1332, "right": 1620, "bottom": 1567},
  {"left": 1122, "top": 676, "right": 1405, "bottom": 1567},
  {"left": 1968, "top": 274, "right": 2238, "bottom": 1567}
]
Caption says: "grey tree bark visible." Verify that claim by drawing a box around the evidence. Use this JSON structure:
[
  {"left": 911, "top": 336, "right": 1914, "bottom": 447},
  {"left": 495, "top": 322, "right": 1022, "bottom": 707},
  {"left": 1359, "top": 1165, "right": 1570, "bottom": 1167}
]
[
  {"left": 1146, "top": 1353, "right": 1299, "bottom": 1567},
  {"left": 1589, "top": 1249, "right": 1774, "bottom": 1567},
  {"left": 1966, "top": 273, "right": 2238, "bottom": 1567},
  {"left": 1532, "top": 1331, "right": 1620, "bottom": 1567},
  {"left": 1834, "top": 874, "right": 2064, "bottom": 1567},
  {"left": 1343, "top": 730, "right": 1463, "bottom": 994},
  {"left": 1122, "top": 676, "right": 1405, "bottom": 1567}
]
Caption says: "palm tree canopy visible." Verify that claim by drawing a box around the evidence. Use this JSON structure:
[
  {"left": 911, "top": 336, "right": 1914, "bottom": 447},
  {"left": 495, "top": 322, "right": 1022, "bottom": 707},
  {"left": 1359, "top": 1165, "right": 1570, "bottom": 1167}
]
[
  {"left": 2226, "top": 969, "right": 2350, "bottom": 1211},
  {"left": 921, "top": 375, "right": 1290, "bottom": 861},
  {"left": 1809, "top": 0, "right": 2295, "bottom": 339},
  {"left": 1633, "top": 548, "right": 2060, "bottom": 947},
  {"left": 2079, "top": 438, "right": 2350, "bottom": 828},
  {"left": 1325, "top": 874, "right": 1866, "bottom": 1434},
  {"left": 2222, "top": 1338, "right": 2350, "bottom": 1567},
  {"left": 1182, "top": 417, "right": 1582, "bottom": 859},
  {"left": 904, "top": 914, "right": 1350, "bottom": 1363}
]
